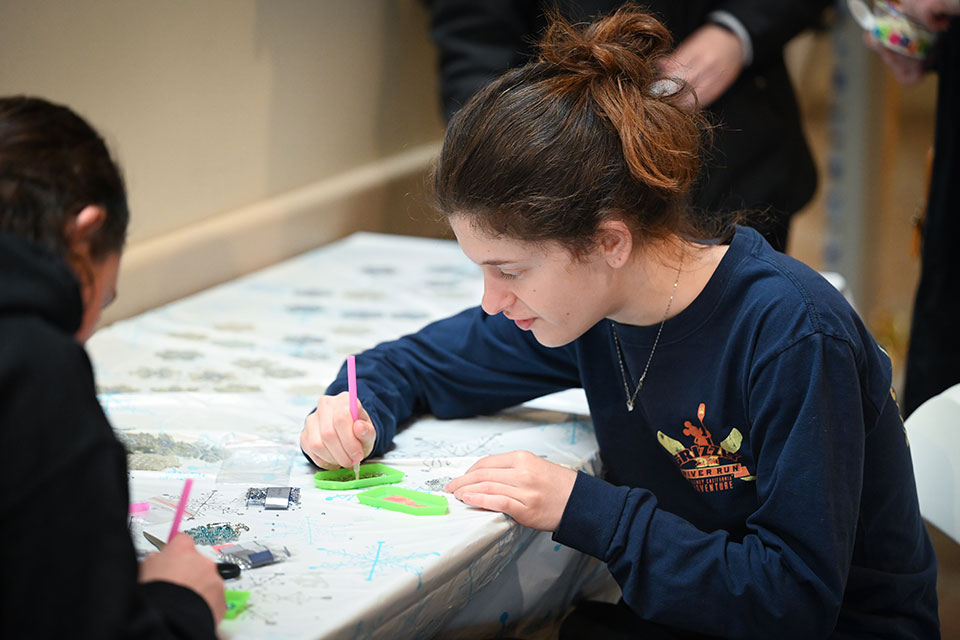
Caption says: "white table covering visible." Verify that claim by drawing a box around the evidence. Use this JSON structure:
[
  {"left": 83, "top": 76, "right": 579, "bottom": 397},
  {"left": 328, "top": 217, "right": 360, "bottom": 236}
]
[{"left": 87, "top": 232, "right": 616, "bottom": 639}]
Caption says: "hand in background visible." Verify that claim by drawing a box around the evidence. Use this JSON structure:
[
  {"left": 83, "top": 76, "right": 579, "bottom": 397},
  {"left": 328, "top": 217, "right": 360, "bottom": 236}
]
[
  {"left": 300, "top": 391, "right": 376, "bottom": 469},
  {"left": 139, "top": 533, "right": 227, "bottom": 624},
  {"left": 660, "top": 24, "right": 745, "bottom": 109},
  {"left": 864, "top": 32, "right": 928, "bottom": 85},
  {"left": 446, "top": 450, "right": 577, "bottom": 531},
  {"left": 901, "top": 0, "right": 960, "bottom": 31}
]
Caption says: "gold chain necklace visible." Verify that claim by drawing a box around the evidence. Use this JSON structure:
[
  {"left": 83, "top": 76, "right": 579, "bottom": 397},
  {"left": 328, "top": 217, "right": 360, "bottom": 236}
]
[{"left": 610, "top": 255, "right": 682, "bottom": 412}]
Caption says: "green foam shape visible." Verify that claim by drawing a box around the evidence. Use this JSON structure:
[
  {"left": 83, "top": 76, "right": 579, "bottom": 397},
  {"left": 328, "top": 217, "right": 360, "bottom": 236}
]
[{"left": 313, "top": 462, "right": 404, "bottom": 490}]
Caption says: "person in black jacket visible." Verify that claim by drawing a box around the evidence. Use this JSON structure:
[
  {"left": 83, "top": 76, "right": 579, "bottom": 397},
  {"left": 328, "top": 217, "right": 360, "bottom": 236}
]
[
  {"left": 863, "top": 0, "right": 960, "bottom": 416},
  {"left": 0, "top": 96, "right": 225, "bottom": 638},
  {"left": 428, "top": 0, "right": 831, "bottom": 250}
]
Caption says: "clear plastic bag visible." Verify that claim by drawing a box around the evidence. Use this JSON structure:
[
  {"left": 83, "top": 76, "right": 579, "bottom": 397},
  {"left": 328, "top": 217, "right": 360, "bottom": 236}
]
[{"left": 214, "top": 541, "right": 291, "bottom": 569}]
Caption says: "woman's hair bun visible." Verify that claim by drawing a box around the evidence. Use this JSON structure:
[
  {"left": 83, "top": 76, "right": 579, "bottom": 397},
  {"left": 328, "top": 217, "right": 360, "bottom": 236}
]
[
  {"left": 533, "top": 5, "right": 702, "bottom": 195},
  {"left": 538, "top": 5, "right": 674, "bottom": 89},
  {"left": 433, "top": 3, "right": 714, "bottom": 253}
]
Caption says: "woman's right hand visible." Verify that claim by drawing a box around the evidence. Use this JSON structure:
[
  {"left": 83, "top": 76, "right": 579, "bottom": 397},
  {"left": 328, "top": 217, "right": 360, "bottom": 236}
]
[
  {"left": 300, "top": 392, "right": 377, "bottom": 469},
  {"left": 138, "top": 533, "right": 226, "bottom": 624}
]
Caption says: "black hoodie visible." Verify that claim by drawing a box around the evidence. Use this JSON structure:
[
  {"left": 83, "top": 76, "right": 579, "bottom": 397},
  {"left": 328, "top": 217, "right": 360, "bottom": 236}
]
[{"left": 0, "top": 231, "right": 215, "bottom": 639}]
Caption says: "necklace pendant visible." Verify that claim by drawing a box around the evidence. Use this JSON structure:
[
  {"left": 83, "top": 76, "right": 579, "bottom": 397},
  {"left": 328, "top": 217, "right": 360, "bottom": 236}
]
[{"left": 626, "top": 401, "right": 634, "bottom": 412}]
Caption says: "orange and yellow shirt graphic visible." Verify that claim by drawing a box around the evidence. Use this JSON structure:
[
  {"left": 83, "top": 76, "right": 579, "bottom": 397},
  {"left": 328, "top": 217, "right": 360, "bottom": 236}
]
[{"left": 657, "top": 402, "right": 756, "bottom": 493}]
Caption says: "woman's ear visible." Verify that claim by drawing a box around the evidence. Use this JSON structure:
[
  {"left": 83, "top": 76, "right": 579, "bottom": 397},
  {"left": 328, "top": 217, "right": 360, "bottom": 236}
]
[{"left": 596, "top": 219, "right": 634, "bottom": 269}]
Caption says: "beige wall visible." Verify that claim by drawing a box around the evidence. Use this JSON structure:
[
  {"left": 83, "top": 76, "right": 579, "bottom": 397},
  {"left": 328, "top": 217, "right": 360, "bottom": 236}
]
[{"left": 0, "top": 0, "right": 446, "bottom": 321}]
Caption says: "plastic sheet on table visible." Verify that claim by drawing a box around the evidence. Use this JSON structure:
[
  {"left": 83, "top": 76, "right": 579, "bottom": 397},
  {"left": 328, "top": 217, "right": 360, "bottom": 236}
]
[{"left": 217, "top": 442, "right": 298, "bottom": 484}]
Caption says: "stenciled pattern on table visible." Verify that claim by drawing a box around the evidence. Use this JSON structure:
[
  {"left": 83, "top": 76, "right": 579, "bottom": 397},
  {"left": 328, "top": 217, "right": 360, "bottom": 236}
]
[
  {"left": 89, "top": 233, "right": 607, "bottom": 639},
  {"left": 311, "top": 541, "right": 442, "bottom": 588}
]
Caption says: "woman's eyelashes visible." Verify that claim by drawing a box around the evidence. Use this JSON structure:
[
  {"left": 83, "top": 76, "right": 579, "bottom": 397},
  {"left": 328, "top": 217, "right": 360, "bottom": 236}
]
[{"left": 496, "top": 268, "right": 521, "bottom": 280}]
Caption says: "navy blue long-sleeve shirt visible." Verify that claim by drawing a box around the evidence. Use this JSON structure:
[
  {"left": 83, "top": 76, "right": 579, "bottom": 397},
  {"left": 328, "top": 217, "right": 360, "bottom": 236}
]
[{"left": 326, "top": 226, "right": 939, "bottom": 638}]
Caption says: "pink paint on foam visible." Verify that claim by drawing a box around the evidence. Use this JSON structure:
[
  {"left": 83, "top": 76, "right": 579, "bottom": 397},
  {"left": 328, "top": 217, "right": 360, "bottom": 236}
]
[{"left": 383, "top": 495, "right": 427, "bottom": 508}]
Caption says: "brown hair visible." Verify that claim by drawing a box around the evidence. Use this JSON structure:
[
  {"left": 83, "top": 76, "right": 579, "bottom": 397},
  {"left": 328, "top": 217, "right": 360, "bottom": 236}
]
[
  {"left": 433, "top": 5, "right": 724, "bottom": 257},
  {"left": 0, "top": 96, "right": 129, "bottom": 260}
]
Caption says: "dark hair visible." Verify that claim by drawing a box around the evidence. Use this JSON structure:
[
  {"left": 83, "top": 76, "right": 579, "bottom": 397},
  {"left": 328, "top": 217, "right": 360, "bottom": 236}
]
[
  {"left": 0, "top": 96, "right": 129, "bottom": 260},
  {"left": 433, "top": 5, "right": 723, "bottom": 257}
]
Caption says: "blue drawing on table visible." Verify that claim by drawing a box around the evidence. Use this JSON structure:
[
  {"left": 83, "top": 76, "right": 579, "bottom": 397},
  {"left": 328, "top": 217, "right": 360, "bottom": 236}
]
[
  {"left": 322, "top": 493, "right": 359, "bottom": 502},
  {"left": 313, "top": 541, "right": 441, "bottom": 588}
]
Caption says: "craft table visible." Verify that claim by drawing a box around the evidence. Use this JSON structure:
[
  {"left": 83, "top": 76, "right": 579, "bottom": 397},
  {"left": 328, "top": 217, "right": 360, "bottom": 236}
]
[{"left": 87, "top": 232, "right": 616, "bottom": 639}]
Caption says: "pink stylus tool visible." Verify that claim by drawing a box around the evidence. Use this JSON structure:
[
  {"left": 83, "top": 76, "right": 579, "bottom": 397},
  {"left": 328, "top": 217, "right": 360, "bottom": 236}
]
[
  {"left": 168, "top": 477, "right": 193, "bottom": 543},
  {"left": 347, "top": 355, "right": 360, "bottom": 480},
  {"left": 347, "top": 355, "right": 359, "bottom": 421}
]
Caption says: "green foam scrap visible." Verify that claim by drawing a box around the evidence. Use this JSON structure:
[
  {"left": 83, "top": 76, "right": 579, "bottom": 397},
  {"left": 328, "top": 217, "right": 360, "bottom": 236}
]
[{"left": 224, "top": 589, "right": 251, "bottom": 619}]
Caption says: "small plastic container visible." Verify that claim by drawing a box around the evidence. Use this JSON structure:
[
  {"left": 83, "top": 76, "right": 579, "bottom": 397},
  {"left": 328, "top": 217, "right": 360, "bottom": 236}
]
[
  {"left": 357, "top": 486, "right": 448, "bottom": 516},
  {"left": 313, "top": 462, "right": 404, "bottom": 490}
]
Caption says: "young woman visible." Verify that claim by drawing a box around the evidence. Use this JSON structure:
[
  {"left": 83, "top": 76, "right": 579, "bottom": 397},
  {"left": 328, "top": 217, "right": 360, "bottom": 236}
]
[
  {"left": 300, "top": 7, "right": 940, "bottom": 638},
  {"left": 0, "top": 96, "right": 225, "bottom": 638}
]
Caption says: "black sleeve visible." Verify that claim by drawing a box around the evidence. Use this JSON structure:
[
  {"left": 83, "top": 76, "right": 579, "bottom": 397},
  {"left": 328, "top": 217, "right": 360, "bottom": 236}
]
[
  {"left": 715, "top": 0, "right": 832, "bottom": 65},
  {"left": 429, "top": 0, "right": 544, "bottom": 121},
  {"left": 0, "top": 322, "right": 216, "bottom": 639}
]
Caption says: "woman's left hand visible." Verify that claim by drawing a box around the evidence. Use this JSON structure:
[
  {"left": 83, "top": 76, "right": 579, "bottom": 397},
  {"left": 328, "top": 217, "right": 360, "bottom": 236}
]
[{"left": 445, "top": 451, "right": 577, "bottom": 531}]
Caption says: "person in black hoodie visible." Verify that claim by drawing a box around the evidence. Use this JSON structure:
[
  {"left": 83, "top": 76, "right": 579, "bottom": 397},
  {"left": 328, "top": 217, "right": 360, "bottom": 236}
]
[{"left": 0, "top": 96, "right": 225, "bottom": 638}]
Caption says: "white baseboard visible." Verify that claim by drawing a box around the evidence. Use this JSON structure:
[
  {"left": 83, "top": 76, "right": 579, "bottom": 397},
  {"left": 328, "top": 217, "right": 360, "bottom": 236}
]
[{"left": 103, "top": 141, "right": 442, "bottom": 324}]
